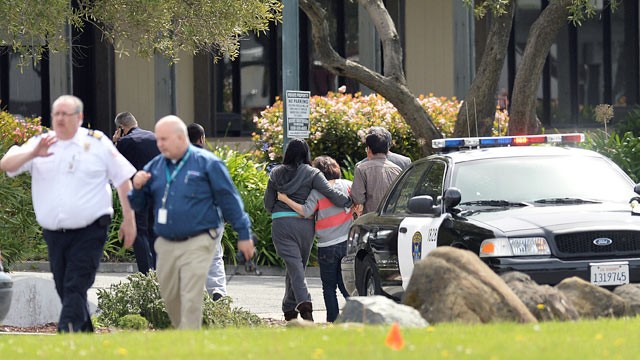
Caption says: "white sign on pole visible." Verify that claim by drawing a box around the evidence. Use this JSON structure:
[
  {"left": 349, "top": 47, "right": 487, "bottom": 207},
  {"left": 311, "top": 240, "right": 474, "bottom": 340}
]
[{"left": 286, "top": 90, "right": 310, "bottom": 138}]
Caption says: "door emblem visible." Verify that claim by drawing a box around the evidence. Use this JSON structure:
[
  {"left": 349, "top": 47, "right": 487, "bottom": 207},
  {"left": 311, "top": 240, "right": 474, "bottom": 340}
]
[
  {"left": 593, "top": 238, "right": 613, "bottom": 246},
  {"left": 412, "top": 232, "right": 422, "bottom": 262}
]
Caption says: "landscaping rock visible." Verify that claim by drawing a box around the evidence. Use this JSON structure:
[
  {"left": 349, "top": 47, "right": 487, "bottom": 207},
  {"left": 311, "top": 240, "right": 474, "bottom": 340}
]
[
  {"left": 501, "top": 271, "right": 579, "bottom": 321},
  {"left": 336, "top": 296, "right": 428, "bottom": 327},
  {"left": 556, "top": 277, "right": 629, "bottom": 318},
  {"left": 613, "top": 284, "right": 640, "bottom": 316},
  {"left": 403, "top": 247, "right": 536, "bottom": 324}
]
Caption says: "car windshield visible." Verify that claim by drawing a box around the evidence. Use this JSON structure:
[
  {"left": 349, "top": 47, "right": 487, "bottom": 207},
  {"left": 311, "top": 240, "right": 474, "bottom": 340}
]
[{"left": 451, "top": 155, "right": 635, "bottom": 205}]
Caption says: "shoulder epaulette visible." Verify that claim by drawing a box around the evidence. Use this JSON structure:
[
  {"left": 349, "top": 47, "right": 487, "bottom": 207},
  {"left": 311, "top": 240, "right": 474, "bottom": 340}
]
[{"left": 87, "top": 129, "right": 103, "bottom": 139}]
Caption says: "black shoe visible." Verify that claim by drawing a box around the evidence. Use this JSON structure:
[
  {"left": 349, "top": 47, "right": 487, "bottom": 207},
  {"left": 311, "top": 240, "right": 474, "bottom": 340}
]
[
  {"left": 284, "top": 310, "right": 298, "bottom": 321},
  {"left": 296, "top": 302, "right": 313, "bottom": 322},
  {"left": 211, "top": 292, "right": 223, "bottom": 301}
]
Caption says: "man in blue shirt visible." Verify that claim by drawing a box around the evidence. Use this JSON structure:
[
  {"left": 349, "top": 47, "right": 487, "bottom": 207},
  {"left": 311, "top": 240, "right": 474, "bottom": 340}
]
[{"left": 129, "top": 115, "right": 253, "bottom": 329}]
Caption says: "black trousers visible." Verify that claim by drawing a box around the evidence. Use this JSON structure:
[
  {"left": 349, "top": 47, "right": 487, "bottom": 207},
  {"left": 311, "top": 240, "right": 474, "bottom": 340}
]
[
  {"left": 43, "top": 215, "right": 110, "bottom": 333},
  {"left": 133, "top": 206, "right": 156, "bottom": 274}
]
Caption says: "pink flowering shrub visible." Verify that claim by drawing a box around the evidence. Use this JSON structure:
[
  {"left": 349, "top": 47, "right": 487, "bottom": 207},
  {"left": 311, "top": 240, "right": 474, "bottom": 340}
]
[
  {"left": 252, "top": 90, "right": 509, "bottom": 165},
  {"left": 0, "top": 111, "right": 44, "bottom": 147},
  {"left": 0, "top": 110, "right": 46, "bottom": 267}
]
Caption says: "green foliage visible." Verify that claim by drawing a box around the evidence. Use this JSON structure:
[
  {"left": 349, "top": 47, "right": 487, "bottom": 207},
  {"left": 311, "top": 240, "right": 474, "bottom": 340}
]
[
  {"left": 0, "top": 112, "right": 47, "bottom": 267},
  {"left": 613, "top": 106, "right": 640, "bottom": 137},
  {"left": 0, "top": 0, "right": 82, "bottom": 67},
  {"left": 252, "top": 91, "right": 509, "bottom": 167},
  {"left": 117, "top": 314, "right": 150, "bottom": 330},
  {"left": 211, "top": 145, "right": 280, "bottom": 267},
  {"left": 97, "top": 271, "right": 171, "bottom": 329},
  {"left": 581, "top": 130, "right": 640, "bottom": 182},
  {"left": 0, "top": 0, "right": 282, "bottom": 65},
  {"left": 81, "top": 0, "right": 282, "bottom": 62},
  {"left": 96, "top": 270, "right": 263, "bottom": 330}
]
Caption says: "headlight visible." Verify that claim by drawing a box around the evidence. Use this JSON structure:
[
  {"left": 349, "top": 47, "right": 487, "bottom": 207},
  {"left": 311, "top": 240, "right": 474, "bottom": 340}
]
[{"left": 479, "top": 237, "right": 550, "bottom": 257}]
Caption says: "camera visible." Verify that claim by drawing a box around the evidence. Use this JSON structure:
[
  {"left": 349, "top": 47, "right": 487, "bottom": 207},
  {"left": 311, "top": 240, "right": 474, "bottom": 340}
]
[{"left": 235, "top": 234, "right": 261, "bottom": 275}]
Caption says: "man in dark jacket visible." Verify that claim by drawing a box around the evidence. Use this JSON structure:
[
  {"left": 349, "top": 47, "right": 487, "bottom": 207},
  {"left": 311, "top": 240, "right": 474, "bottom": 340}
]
[{"left": 113, "top": 112, "right": 160, "bottom": 273}]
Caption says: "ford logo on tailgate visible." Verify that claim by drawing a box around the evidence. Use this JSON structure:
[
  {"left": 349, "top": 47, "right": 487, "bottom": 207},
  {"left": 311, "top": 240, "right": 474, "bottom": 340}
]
[{"left": 593, "top": 238, "right": 613, "bottom": 246}]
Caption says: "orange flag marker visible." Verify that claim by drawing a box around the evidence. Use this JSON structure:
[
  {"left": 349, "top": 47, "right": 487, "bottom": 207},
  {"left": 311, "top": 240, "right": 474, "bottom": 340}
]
[{"left": 384, "top": 322, "right": 405, "bottom": 351}]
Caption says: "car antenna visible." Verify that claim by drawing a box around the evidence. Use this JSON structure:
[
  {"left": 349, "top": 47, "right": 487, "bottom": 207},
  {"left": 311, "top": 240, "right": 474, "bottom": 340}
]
[
  {"left": 474, "top": 98, "right": 479, "bottom": 137},
  {"left": 465, "top": 100, "right": 471, "bottom": 138}
]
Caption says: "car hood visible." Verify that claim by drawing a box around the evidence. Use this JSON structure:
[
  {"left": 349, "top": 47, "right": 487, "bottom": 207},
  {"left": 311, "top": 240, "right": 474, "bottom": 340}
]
[{"left": 464, "top": 202, "right": 640, "bottom": 234}]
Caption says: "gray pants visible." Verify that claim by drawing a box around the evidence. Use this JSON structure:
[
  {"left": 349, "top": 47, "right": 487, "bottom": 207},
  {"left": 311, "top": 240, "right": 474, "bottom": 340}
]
[
  {"left": 206, "top": 240, "right": 226, "bottom": 296},
  {"left": 272, "top": 217, "right": 315, "bottom": 312}
]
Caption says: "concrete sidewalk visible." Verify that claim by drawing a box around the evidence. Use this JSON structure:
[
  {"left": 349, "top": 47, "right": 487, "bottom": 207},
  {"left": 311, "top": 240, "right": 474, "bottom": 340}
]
[{"left": 2, "top": 266, "right": 341, "bottom": 327}]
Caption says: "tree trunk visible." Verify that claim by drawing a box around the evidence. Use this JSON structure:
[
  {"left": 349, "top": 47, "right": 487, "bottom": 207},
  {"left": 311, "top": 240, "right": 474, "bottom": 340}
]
[
  {"left": 299, "top": 0, "right": 441, "bottom": 155},
  {"left": 509, "top": 0, "right": 571, "bottom": 135},
  {"left": 453, "top": 1, "right": 515, "bottom": 137}
]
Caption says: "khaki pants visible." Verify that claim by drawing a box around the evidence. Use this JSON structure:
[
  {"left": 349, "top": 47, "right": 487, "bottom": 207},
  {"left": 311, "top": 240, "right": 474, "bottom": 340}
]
[{"left": 155, "top": 233, "right": 216, "bottom": 329}]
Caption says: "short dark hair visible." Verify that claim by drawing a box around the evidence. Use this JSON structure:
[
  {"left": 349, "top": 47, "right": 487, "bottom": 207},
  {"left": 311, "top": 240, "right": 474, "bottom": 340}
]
[
  {"left": 114, "top": 112, "right": 137, "bottom": 128},
  {"left": 187, "top": 123, "right": 205, "bottom": 144},
  {"left": 283, "top": 138, "right": 311, "bottom": 167},
  {"left": 368, "top": 126, "right": 392, "bottom": 148},
  {"left": 365, "top": 131, "right": 389, "bottom": 155},
  {"left": 312, "top": 156, "right": 341, "bottom": 180}
]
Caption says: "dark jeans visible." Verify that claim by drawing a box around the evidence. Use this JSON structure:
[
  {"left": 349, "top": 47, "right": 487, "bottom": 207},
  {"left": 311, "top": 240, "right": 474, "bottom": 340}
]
[
  {"left": 43, "top": 215, "right": 110, "bottom": 333},
  {"left": 133, "top": 207, "right": 156, "bottom": 273},
  {"left": 318, "top": 241, "right": 349, "bottom": 322}
]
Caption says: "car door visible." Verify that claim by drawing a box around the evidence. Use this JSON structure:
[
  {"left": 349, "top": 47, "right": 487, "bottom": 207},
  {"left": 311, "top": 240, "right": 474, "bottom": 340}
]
[{"left": 394, "top": 160, "right": 447, "bottom": 289}]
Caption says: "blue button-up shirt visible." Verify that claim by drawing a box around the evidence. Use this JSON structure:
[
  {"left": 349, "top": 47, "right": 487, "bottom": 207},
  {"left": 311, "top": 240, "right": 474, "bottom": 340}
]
[{"left": 128, "top": 145, "right": 251, "bottom": 240}]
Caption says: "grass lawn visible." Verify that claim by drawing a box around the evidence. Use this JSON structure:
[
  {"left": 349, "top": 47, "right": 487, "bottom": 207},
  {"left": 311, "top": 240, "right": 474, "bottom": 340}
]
[{"left": 1, "top": 317, "right": 639, "bottom": 359}]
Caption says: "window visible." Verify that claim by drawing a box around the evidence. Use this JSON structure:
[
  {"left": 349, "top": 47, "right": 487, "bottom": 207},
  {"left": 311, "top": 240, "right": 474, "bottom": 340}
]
[{"left": 383, "top": 161, "right": 446, "bottom": 216}]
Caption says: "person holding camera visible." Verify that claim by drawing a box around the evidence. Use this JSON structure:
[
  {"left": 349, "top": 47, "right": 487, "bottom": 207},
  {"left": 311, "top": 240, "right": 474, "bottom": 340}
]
[
  {"left": 129, "top": 115, "right": 253, "bottom": 330},
  {"left": 113, "top": 112, "right": 160, "bottom": 274}
]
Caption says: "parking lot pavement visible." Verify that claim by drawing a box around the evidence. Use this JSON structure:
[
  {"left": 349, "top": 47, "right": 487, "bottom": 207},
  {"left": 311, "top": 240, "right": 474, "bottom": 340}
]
[
  {"left": 226, "top": 275, "right": 345, "bottom": 323},
  {"left": 4, "top": 270, "right": 344, "bottom": 326}
]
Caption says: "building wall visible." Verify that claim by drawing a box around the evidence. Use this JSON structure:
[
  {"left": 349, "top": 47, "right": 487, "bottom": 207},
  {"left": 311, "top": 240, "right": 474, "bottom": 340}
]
[
  {"left": 175, "top": 53, "right": 195, "bottom": 124},
  {"left": 115, "top": 52, "right": 195, "bottom": 131},
  {"left": 405, "top": 0, "right": 455, "bottom": 97},
  {"left": 115, "top": 55, "right": 155, "bottom": 130}
]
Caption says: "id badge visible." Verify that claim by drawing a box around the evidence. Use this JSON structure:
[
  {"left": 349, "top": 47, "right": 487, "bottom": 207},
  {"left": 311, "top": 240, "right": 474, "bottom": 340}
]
[{"left": 158, "top": 208, "right": 168, "bottom": 224}]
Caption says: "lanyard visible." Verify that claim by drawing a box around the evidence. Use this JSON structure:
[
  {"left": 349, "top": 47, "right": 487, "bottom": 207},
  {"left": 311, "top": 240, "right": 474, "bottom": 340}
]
[{"left": 161, "top": 147, "right": 191, "bottom": 208}]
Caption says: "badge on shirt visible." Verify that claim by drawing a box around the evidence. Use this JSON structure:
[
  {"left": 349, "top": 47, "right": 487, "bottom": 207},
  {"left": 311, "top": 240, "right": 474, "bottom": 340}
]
[{"left": 158, "top": 208, "right": 168, "bottom": 224}]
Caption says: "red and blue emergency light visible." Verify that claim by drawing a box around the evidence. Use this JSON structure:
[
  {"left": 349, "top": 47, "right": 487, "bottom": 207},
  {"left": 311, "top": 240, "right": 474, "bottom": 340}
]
[{"left": 432, "top": 133, "right": 584, "bottom": 150}]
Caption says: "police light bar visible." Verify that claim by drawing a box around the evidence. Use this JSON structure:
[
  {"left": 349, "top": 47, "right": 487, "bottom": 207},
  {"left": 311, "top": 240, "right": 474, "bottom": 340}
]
[{"left": 432, "top": 133, "right": 584, "bottom": 150}]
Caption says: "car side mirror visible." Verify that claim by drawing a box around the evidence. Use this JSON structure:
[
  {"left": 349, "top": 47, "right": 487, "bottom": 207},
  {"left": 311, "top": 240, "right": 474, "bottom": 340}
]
[
  {"left": 408, "top": 195, "right": 435, "bottom": 214},
  {"left": 635, "top": 183, "right": 640, "bottom": 195},
  {"left": 443, "top": 187, "right": 462, "bottom": 210}
]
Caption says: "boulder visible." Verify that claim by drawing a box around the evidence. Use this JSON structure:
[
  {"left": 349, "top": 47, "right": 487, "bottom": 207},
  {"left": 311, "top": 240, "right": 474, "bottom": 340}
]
[
  {"left": 613, "top": 284, "right": 640, "bottom": 316},
  {"left": 336, "top": 296, "right": 428, "bottom": 327},
  {"left": 556, "top": 277, "right": 629, "bottom": 318},
  {"left": 402, "top": 247, "right": 536, "bottom": 324},
  {"left": 501, "top": 271, "right": 579, "bottom": 321}
]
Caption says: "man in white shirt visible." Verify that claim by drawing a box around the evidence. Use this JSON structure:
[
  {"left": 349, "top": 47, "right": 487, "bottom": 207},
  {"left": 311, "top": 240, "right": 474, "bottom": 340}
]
[{"left": 0, "top": 95, "right": 137, "bottom": 333}]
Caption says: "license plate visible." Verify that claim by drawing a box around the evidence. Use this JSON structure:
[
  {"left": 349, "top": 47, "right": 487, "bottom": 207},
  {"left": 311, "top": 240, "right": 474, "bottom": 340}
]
[{"left": 590, "top": 262, "right": 629, "bottom": 286}]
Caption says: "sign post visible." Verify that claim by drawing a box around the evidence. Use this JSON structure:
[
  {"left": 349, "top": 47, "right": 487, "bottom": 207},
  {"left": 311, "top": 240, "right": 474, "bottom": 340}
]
[
  {"left": 285, "top": 90, "right": 310, "bottom": 139},
  {"left": 282, "top": 0, "right": 300, "bottom": 152}
]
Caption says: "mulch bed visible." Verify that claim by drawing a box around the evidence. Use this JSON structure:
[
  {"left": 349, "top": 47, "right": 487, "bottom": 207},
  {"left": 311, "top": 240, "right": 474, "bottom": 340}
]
[
  {"left": 0, "top": 322, "right": 113, "bottom": 334},
  {"left": 1, "top": 319, "right": 286, "bottom": 334}
]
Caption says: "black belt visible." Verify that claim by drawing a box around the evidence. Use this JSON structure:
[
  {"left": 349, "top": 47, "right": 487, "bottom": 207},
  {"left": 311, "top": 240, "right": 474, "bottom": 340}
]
[
  {"left": 46, "top": 214, "right": 111, "bottom": 233},
  {"left": 165, "top": 230, "right": 212, "bottom": 242}
]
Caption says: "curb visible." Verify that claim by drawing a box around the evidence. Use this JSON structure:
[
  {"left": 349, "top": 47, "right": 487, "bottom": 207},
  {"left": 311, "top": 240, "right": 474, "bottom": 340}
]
[{"left": 8, "top": 261, "right": 321, "bottom": 277}]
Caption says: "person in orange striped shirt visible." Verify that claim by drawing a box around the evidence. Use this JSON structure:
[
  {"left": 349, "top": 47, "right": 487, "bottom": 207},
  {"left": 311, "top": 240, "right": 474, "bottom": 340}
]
[{"left": 278, "top": 155, "right": 353, "bottom": 322}]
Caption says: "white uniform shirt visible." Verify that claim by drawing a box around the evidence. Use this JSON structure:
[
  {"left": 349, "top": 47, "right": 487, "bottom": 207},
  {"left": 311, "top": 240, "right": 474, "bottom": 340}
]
[{"left": 6, "top": 127, "right": 136, "bottom": 230}]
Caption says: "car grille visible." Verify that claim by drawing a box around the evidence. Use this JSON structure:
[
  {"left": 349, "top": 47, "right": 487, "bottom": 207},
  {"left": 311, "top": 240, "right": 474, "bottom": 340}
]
[{"left": 555, "top": 231, "right": 640, "bottom": 258}]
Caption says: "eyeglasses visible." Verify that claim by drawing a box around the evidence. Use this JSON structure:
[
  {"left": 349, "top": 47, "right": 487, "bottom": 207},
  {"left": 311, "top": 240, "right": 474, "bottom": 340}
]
[{"left": 51, "top": 111, "right": 79, "bottom": 117}]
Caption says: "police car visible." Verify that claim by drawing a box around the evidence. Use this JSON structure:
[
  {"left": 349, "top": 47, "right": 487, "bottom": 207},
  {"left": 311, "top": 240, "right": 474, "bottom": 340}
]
[{"left": 341, "top": 133, "right": 640, "bottom": 300}]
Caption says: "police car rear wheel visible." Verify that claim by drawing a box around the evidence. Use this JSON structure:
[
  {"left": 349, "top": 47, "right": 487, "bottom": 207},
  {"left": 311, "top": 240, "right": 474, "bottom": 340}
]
[{"left": 359, "top": 255, "right": 381, "bottom": 296}]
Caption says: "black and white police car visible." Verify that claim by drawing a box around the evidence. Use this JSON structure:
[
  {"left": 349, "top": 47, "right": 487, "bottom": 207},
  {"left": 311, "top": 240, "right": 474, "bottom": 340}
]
[{"left": 341, "top": 133, "right": 640, "bottom": 300}]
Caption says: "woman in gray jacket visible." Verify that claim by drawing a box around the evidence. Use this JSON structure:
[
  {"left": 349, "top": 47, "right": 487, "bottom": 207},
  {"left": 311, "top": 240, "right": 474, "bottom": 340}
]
[{"left": 264, "top": 139, "right": 352, "bottom": 322}]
